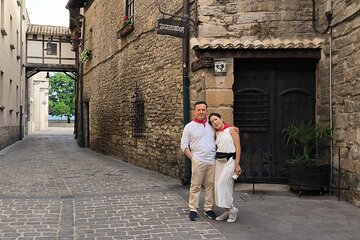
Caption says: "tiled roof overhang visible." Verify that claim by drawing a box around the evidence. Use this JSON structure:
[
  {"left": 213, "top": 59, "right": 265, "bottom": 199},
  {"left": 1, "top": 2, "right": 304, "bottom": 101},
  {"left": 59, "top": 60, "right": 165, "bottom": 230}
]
[
  {"left": 190, "top": 38, "right": 324, "bottom": 59},
  {"left": 27, "top": 24, "right": 71, "bottom": 37}
]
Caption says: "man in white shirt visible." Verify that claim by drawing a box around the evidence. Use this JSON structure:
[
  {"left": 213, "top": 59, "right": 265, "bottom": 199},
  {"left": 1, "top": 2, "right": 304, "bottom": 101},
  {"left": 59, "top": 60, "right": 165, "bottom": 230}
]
[{"left": 180, "top": 101, "right": 217, "bottom": 221}]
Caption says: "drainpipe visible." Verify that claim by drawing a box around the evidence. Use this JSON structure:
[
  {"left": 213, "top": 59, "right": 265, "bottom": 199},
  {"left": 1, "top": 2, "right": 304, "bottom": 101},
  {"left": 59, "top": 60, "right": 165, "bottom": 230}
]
[
  {"left": 181, "top": 0, "right": 191, "bottom": 186},
  {"left": 19, "top": 0, "right": 24, "bottom": 140},
  {"left": 66, "top": 1, "right": 86, "bottom": 147},
  {"left": 78, "top": 13, "right": 85, "bottom": 148},
  {"left": 80, "top": 14, "right": 85, "bottom": 147},
  {"left": 325, "top": 0, "right": 333, "bottom": 194},
  {"left": 329, "top": 27, "right": 334, "bottom": 194}
]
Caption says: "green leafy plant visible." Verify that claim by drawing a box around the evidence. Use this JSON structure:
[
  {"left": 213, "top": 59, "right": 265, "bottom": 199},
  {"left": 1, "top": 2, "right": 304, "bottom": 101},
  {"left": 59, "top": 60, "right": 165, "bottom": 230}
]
[
  {"left": 118, "top": 15, "right": 133, "bottom": 30},
  {"left": 48, "top": 73, "right": 75, "bottom": 123},
  {"left": 80, "top": 49, "right": 92, "bottom": 63},
  {"left": 281, "top": 121, "right": 331, "bottom": 165},
  {"left": 117, "top": 16, "right": 134, "bottom": 38}
]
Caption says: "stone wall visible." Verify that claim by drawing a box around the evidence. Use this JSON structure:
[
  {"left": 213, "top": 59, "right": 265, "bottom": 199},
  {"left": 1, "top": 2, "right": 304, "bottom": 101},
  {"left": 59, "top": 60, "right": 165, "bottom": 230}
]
[
  {"left": 192, "top": 0, "right": 360, "bottom": 205},
  {"left": 81, "top": 0, "right": 185, "bottom": 178},
  {"left": 197, "top": 0, "right": 315, "bottom": 39},
  {"left": 190, "top": 0, "right": 319, "bottom": 121},
  {"left": 0, "top": 0, "right": 26, "bottom": 148},
  {"left": 0, "top": 126, "right": 19, "bottom": 151},
  {"left": 80, "top": 0, "right": 319, "bottom": 174},
  {"left": 317, "top": 0, "right": 360, "bottom": 206},
  {"left": 80, "top": 0, "right": 360, "bottom": 205}
]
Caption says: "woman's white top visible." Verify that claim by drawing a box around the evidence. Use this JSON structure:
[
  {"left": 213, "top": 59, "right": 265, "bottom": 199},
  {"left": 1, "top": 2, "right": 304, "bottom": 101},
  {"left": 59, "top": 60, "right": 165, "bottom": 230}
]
[{"left": 215, "top": 127, "right": 235, "bottom": 153}]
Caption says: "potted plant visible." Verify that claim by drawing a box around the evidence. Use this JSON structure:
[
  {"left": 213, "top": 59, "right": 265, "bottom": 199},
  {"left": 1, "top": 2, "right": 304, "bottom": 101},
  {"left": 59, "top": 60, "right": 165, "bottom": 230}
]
[
  {"left": 117, "top": 16, "right": 134, "bottom": 38},
  {"left": 281, "top": 121, "right": 331, "bottom": 194},
  {"left": 80, "top": 49, "right": 92, "bottom": 63}
]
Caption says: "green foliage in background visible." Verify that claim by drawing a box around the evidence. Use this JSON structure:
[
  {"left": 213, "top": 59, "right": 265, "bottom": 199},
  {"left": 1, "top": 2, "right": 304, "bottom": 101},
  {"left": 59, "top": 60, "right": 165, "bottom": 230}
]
[{"left": 48, "top": 73, "right": 75, "bottom": 122}]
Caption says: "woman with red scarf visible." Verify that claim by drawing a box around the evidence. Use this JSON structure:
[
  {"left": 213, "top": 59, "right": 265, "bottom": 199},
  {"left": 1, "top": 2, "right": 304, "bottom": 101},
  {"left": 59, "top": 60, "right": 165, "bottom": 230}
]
[{"left": 209, "top": 112, "right": 241, "bottom": 223}]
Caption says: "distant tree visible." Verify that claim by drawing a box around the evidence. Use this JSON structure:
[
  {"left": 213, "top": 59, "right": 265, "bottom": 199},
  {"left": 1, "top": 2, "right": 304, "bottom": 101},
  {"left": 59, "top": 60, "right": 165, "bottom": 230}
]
[
  {"left": 51, "top": 102, "right": 70, "bottom": 120},
  {"left": 48, "top": 73, "right": 75, "bottom": 123}
]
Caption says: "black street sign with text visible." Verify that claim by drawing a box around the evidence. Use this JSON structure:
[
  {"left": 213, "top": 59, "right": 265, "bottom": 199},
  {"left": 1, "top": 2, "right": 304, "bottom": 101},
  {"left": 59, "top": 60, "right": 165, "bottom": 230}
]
[{"left": 157, "top": 18, "right": 186, "bottom": 38}]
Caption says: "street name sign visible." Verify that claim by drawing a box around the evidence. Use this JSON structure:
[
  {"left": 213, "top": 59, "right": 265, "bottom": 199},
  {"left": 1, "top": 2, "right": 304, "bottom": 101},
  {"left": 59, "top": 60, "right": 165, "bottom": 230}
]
[{"left": 157, "top": 18, "right": 186, "bottom": 38}]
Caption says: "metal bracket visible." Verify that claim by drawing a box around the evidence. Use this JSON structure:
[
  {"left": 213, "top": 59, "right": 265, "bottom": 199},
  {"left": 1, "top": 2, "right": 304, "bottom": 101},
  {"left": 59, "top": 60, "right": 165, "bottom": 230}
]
[
  {"left": 158, "top": 3, "right": 197, "bottom": 34},
  {"left": 26, "top": 68, "right": 40, "bottom": 78},
  {"left": 64, "top": 72, "right": 77, "bottom": 81}
]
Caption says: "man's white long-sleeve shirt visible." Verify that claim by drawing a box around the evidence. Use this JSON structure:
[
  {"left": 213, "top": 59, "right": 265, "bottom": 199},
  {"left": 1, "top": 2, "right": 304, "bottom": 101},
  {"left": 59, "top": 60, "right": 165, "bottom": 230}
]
[{"left": 180, "top": 120, "right": 216, "bottom": 165}]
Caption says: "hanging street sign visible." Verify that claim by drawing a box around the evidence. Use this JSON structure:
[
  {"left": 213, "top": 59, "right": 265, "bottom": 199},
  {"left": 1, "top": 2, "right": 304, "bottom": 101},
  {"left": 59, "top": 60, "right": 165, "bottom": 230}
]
[{"left": 157, "top": 18, "right": 186, "bottom": 38}]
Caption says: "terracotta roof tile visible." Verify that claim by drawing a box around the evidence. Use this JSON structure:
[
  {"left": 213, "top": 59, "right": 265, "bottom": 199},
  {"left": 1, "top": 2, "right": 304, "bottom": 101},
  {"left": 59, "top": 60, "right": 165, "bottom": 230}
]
[
  {"left": 190, "top": 37, "right": 324, "bottom": 50},
  {"left": 27, "top": 24, "right": 71, "bottom": 37}
]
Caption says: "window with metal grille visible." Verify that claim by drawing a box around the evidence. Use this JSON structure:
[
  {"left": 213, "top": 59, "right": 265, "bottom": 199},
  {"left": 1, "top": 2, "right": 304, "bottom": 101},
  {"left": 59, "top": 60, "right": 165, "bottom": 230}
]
[
  {"left": 125, "top": 0, "right": 134, "bottom": 22},
  {"left": 132, "top": 90, "right": 145, "bottom": 137},
  {"left": 234, "top": 88, "right": 270, "bottom": 132}
]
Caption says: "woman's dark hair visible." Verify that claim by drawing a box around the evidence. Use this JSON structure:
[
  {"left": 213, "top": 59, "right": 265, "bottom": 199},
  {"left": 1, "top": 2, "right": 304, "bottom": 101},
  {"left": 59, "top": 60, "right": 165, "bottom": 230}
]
[{"left": 208, "top": 112, "right": 222, "bottom": 126}]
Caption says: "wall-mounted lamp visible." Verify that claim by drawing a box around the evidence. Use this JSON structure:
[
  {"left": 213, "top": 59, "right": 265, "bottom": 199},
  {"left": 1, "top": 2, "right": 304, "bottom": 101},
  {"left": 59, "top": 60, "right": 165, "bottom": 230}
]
[
  {"left": 46, "top": 72, "right": 50, "bottom": 79},
  {"left": 45, "top": 36, "right": 53, "bottom": 55},
  {"left": 214, "top": 60, "right": 227, "bottom": 74}
]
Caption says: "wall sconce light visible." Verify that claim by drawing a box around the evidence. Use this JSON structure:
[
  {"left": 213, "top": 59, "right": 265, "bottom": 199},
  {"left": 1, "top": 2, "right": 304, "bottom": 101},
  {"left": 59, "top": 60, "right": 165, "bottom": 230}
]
[
  {"left": 46, "top": 72, "right": 50, "bottom": 79},
  {"left": 214, "top": 60, "right": 227, "bottom": 74},
  {"left": 45, "top": 36, "right": 53, "bottom": 55}
]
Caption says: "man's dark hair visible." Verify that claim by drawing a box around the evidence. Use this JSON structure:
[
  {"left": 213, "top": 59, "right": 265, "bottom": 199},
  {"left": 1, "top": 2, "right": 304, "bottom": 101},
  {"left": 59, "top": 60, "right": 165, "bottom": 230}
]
[{"left": 194, "top": 101, "right": 207, "bottom": 109}]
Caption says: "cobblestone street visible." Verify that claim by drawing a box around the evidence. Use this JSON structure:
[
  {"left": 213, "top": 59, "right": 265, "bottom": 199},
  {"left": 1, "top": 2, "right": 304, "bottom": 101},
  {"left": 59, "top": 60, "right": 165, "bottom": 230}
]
[
  {"left": 0, "top": 128, "right": 225, "bottom": 240},
  {"left": 0, "top": 128, "right": 359, "bottom": 240}
]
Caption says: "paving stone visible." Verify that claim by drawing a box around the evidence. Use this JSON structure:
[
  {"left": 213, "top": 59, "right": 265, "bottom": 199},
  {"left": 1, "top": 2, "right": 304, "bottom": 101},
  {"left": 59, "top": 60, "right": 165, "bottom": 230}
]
[{"left": 0, "top": 128, "right": 359, "bottom": 240}]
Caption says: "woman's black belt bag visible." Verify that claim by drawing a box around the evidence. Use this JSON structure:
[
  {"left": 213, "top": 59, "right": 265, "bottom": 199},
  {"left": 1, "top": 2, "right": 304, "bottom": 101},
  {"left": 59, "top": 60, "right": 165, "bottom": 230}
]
[{"left": 216, "top": 152, "right": 236, "bottom": 160}]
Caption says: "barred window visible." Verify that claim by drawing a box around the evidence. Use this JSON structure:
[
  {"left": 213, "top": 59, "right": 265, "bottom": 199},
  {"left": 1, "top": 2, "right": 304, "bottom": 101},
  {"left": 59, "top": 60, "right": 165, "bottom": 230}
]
[
  {"left": 132, "top": 90, "right": 145, "bottom": 137},
  {"left": 234, "top": 88, "right": 270, "bottom": 132},
  {"left": 126, "top": 0, "right": 134, "bottom": 22}
]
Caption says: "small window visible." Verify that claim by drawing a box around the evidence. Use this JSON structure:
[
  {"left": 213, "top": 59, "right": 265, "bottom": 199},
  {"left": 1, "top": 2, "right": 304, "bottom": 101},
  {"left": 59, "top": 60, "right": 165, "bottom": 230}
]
[
  {"left": 132, "top": 89, "right": 145, "bottom": 137},
  {"left": 125, "top": 0, "right": 134, "bottom": 22}
]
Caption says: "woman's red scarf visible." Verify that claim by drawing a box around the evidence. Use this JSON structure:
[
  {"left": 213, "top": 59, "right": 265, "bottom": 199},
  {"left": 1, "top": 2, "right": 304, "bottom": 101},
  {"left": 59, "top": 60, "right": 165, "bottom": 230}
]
[{"left": 218, "top": 123, "right": 232, "bottom": 131}]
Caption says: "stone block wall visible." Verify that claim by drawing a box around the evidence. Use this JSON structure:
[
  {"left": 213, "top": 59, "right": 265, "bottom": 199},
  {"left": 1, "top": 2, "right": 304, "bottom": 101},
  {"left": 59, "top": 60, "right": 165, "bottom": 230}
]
[
  {"left": 0, "top": 0, "right": 26, "bottom": 149},
  {"left": 81, "top": 0, "right": 185, "bottom": 178},
  {"left": 0, "top": 126, "right": 19, "bottom": 151},
  {"left": 316, "top": 0, "right": 360, "bottom": 206},
  {"left": 190, "top": 0, "right": 320, "bottom": 122},
  {"left": 80, "top": 0, "right": 360, "bottom": 205},
  {"left": 197, "top": 0, "right": 315, "bottom": 40},
  {"left": 192, "top": 0, "right": 360, "bottom": 205}
]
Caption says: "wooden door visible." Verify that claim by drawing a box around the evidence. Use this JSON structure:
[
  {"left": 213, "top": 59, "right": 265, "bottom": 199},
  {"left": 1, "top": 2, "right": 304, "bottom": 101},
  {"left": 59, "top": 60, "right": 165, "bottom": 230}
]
[{"left": 233, "top": 59, "right": 316, "bottom": 183}]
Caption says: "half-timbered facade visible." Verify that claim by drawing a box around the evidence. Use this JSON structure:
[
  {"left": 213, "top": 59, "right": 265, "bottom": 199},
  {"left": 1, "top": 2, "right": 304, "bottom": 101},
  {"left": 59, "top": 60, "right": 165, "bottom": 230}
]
[{"left": 26, "top": 24, "right": 75, "bottom": 133}]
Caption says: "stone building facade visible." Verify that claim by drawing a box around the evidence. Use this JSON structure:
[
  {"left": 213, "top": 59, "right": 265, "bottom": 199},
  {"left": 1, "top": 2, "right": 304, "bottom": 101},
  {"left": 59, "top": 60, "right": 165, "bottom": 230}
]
[
  {"left": 27, "top": 72, "right": 49, "bottom": 133},
  {"left": 0, "top": 0, "right": 26, "bottom": 150},
  {"left": 324, "top": 0, "right": 360, "bottom": 205},
  {"left": 68, "top": 0, "right": 359, "bottom": 206}
]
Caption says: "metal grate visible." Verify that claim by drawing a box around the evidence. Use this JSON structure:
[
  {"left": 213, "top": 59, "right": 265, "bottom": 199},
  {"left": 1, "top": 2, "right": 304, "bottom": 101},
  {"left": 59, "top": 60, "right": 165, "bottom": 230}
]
[
  {"left": 234, "top": 88, "right": 270, "bottom": 132},
  {"left": 126, "top": 0, "right": 134, "bottom": 22},
  {"left": 132, "top": 90, "right": 145, "bottom": 137}
]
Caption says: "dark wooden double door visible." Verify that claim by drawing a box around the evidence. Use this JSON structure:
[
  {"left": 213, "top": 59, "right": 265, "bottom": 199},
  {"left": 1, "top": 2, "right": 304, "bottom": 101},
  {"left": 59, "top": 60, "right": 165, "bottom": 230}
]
[{"left": 233, "top": 59, "right": 316, "bottom": 183}]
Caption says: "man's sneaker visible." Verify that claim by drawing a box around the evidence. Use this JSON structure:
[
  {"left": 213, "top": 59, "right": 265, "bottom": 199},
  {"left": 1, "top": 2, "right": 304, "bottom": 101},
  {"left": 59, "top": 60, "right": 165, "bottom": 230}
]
[
  {"left": 204, "top": 210, "right": 216, "bottom": 220},
  {"left": 227, "top": 207, "right": 238, "bottom": 223},
  {"left": 215, "top": 211, "right": 229, "bottom": 221},
  {"left": 189, "top": 211, "right": 198, "bottom": 221}
]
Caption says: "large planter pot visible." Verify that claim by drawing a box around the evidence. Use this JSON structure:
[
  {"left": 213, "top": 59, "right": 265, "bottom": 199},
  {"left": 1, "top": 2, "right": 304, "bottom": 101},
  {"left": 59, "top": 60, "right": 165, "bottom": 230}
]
[{"left": 287, "top": 162, "right": 330, "bottom": 195}]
